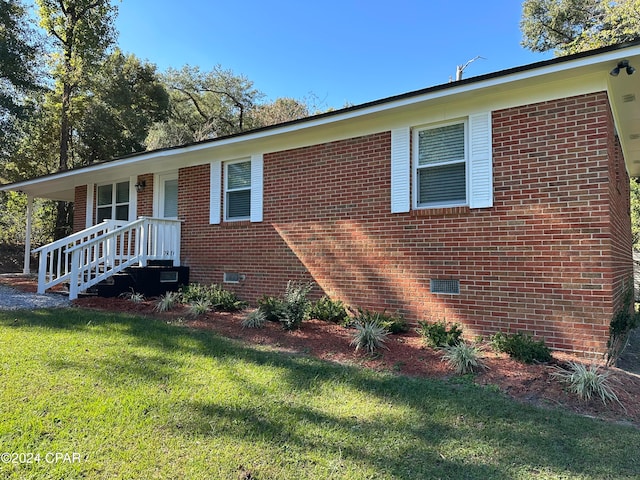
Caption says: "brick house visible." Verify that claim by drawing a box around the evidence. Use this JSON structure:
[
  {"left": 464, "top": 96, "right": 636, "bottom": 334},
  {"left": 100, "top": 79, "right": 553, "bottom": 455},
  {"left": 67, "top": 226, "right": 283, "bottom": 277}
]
[{"left": 3, "top": 41, "right": 640, "bottom": 355}]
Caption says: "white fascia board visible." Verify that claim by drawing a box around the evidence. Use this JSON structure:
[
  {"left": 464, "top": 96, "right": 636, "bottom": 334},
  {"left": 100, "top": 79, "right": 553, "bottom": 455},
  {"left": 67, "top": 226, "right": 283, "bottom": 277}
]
[{"left": 3, "top": 44, "right": 639, "bottom": 199}]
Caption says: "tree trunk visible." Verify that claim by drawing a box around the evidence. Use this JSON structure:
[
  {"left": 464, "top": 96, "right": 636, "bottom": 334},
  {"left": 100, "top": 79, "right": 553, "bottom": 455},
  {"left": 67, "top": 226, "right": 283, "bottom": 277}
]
[{"left": 54, "top": 201, "right": 73, "bottom": 240}]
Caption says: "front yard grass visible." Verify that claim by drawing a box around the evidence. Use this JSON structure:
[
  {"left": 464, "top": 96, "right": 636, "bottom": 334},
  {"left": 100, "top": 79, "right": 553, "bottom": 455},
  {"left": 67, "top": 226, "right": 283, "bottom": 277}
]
[{"left": 0, "top": 308, "right": 638, "bottom": 479}]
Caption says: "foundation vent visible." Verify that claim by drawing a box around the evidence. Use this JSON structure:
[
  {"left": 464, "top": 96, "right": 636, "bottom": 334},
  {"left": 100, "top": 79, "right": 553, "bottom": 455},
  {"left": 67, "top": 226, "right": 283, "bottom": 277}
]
[
  {"left": 430, "top": 279, "right": 460, "bottom": 294},
  {"left": 223, "top": 272, "right": 242, "bottom": 284}
]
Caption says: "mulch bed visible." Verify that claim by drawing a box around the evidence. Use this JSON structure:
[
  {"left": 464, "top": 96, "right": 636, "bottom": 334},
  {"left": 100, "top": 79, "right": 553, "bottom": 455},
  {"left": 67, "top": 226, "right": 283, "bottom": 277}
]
[{"left": 1, "top": 274, "right": 639, "bottom": 428}]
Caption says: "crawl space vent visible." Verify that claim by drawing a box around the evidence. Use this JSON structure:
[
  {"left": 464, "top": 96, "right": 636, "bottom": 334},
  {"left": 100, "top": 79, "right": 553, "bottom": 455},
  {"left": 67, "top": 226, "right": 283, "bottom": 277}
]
[
  {"left": 223, "top": 272, "right": 241, "bottom": 284},
  {"left": 430, "top": 279, "right": 460, "bottom": 294}
]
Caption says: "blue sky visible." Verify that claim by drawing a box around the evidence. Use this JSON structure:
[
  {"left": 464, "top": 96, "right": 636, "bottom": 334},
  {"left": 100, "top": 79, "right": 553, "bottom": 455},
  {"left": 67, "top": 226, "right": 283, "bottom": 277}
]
[{"left": 115, "top": 1, "right": 553, "bottom": 110}]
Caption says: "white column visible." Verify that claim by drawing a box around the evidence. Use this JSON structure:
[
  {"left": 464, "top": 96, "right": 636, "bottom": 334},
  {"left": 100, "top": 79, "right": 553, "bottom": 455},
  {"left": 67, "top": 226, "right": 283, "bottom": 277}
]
[{"left": 23, "top": 194, "right": 33, "bottom": 274}]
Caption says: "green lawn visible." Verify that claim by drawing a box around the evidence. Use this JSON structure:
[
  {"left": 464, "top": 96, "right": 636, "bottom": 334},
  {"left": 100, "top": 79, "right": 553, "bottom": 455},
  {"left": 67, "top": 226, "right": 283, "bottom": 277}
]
[{"left": 0, "top": 309, "right": 638, "bottom": 479}]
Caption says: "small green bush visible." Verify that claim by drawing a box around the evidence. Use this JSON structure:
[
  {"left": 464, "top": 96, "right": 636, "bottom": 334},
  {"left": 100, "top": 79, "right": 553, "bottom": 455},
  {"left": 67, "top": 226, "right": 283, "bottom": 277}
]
[
  {"left": 606, "top": 284, "right": 639, "bottom": 366},
  {"left": 257, "top": 295, "right": 286, "bottom": 322},
  {"left": 551, "top": 362, "right": 620, "bottom": 405},
  {"left": 491, "top": 331, "right": 552, "bottom": 364},
  {"left": 417, "top": 320, "right": 463, "bottom": 348},
  {"left": 354, "top": 308, "right": 409, "bottom": 334},
  {"left": 180, "top": 283, "right": 247, "bottom": 312},
  {"left": 351, "top": 321, "right": 389, "bottom": 354},
  {"left": 242, "top": 309, "right": 267, "bottom": 329},
  {"left": 280, "top": 281, "right": 313, "bottom": 330},
  {"left": 310, "top": 296, "right": 348, "bottom": 324},
  {"left": 442, "top": 342, "right": 485, "bottom": 375}
]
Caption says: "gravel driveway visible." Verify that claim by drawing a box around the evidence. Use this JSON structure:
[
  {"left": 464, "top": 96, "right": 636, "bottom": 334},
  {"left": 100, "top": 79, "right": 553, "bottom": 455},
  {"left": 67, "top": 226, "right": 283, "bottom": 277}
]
[{"left": 0, "top": 284, "right": 70, "bottom": 310}]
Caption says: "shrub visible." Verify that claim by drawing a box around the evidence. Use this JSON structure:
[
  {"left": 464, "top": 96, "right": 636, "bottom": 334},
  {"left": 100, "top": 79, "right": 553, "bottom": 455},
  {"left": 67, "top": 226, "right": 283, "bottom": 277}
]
[
  {"left": 551, "top": 362, "right": 620, "bottom": 405},
  {"left": 491, "top": 331, "right": 552, "bottom": 364},
  {"left": 442, "top": 342, "right": 485, "bottom": 375},
  {"left": 353, "top": 308, "right": 409, "bottom": 334},
  {"left": 351, "top": 321, "right": 389, "bottom": 354},
  {"left": 180, "top": 283, "right": 247, "bottom": 312},
  {"left": 257, "top": 295, "right": 286, "bottom": 322},
  {"left": 310, "top": 296, "right": 348, "bottom": 324},
  {"left": 606, "top": 283, "right": 639, "bottom": 366},
  {"left": 187, "top": 299, "right": 211, "bottom": 317},
  {"left": 155, "top": 291, "right": 181, "bottom": 312},
  {"left": 242, "top": 309, "right": 267, "bottom": 329},
  {"left": 280, "top": 281, "right": 313, "bottom": 330},
  {"left": 417, "top": 320, "right": 463, "bottom": 348}
]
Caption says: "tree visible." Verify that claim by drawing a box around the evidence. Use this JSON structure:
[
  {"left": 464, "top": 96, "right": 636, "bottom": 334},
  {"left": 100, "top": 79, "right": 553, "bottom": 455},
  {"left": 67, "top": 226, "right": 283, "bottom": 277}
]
[
  {"left": 522, "top": 0, "right": 640, "bottom": 251},
  {"left": 521, "top": 0, "right": 640, "bottom": 55},
  {"left": 37, "top": 0, "right": 118, "bottom": 171},
  {"left": 246, "top": 97, "right": 310, "bottom": 128},
  {"left": 0, "top": 0, "right": 44, "bottom": 150},
  {"left": 146, "top": 65, "right": 263, "bottom": 150},
  {"left": 77, "top": 50, "right": 169, "bottom": 163},
  {"left": 36, "top": 0, "right": 118, "bottom": 238}
]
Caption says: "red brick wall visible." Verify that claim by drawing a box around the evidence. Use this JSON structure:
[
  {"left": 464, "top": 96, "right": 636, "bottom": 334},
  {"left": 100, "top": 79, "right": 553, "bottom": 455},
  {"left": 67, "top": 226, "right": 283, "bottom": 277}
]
[
  {"left": 76, "top": 92, "right": 633, "bottom": 355},
  {"left": 137, "top": 174, "right": 154, "bottom": 218},
  {"left": 73, "top": 185, "right": 88, "bottom": 233}
]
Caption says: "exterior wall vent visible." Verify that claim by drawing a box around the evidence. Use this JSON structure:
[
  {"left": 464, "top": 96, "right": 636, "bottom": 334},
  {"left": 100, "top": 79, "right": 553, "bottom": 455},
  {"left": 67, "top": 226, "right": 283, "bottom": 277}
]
[
  {"left": 223, "top": 272, "right": 242, "bottom": 284},
  {"left": 430, "top": 279, "right": 460, "bottom": 294}
]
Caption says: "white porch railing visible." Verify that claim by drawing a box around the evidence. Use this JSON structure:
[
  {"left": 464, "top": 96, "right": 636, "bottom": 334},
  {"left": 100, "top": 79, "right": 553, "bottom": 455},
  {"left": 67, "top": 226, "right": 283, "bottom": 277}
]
[
  {"left": 33, "top": 220, "right": 126, "bottom": 294},
  {"left": 34, "top": 217, "right": 181, "bottom": 300}
]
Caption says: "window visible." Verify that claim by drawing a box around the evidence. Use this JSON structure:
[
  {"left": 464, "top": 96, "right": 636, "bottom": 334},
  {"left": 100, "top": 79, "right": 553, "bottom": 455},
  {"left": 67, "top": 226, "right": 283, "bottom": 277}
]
[
  {"left": 225, "top": 160, "right": 251, "bottom": 220},
  {"left": 414, "top": 122, "right": 467, "bottom": 208},
  {"left": 96, "top": 181, "right": 130, "bottom": 222}
]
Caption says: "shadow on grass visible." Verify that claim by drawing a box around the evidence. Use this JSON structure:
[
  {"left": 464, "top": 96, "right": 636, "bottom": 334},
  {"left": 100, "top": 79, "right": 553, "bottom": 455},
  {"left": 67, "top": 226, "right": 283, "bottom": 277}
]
[{"left": 2, "top": 308, "right": 639, "bottom": 479}]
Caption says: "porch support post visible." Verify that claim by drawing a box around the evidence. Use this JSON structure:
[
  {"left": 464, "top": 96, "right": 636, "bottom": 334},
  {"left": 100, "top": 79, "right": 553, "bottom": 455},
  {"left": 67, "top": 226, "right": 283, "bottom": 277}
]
[{"left": 23, "top": 194, "right": 33, "bottom": 274}]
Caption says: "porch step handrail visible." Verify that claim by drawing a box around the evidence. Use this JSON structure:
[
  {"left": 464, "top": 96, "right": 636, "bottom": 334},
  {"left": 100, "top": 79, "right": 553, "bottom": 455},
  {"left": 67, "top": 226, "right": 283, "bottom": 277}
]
[
  {"left": 33, "top": 220, "right": 126, "bottom": 294},
  {"left": 66, "top": 217, "right": 181, "bottom": 300}
]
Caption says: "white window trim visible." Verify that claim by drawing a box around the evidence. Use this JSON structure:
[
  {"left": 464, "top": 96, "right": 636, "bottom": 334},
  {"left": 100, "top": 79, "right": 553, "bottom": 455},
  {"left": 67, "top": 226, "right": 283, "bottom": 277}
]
[
  {"left": 85, "top": 183, "right": 95, "bottom": 228},
  {"left": 224, "top": 158, "right": 252, "bottom": 222},
  {"left": 96, "top": 179, "right": 132, "bottom": 223},
  {"left": 412, "top": 119, "right": 469, "bottom": 210}
]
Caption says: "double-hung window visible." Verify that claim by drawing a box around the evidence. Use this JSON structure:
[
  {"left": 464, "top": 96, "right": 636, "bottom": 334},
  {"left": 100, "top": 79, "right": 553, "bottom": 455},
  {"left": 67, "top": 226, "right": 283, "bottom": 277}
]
[
  {"left": 225, "top": 160, "right": 252, "bottom": 220},
  {"left": 414, "top": 122, "right": 467, "bottom": 208},
  {"left": 96, "top": 181, "right": 130, "bottom": 222}
]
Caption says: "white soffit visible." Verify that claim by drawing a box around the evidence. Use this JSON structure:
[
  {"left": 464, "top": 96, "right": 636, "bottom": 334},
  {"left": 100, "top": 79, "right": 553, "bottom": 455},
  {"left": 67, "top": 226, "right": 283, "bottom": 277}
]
[{"left": 4, "top": 43, "right": 640, "bottom": 198}]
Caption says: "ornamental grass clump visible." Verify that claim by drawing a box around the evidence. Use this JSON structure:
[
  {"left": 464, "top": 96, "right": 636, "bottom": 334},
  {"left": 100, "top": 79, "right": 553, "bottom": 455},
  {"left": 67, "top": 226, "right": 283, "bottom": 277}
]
[
  {"left": 350, "top": 320, "right": 389, "bottom": 354},
  {"left": 187, "top": 299, "right": 211, "bottom": 317},
  {"left": 155, "top": 291, "right": 181, "bottom": 312},
  {"left": 242, "top": 309, "right": 267, "bottom": 329},
  {"left": 120, "top": 290, "right": 145, "bottom": 304},
  {"left": 442, "top": 342, "right": 486, "bottom": 375},
  {"left": 551, "top": 362, "right": 621, "bottom": 405}
]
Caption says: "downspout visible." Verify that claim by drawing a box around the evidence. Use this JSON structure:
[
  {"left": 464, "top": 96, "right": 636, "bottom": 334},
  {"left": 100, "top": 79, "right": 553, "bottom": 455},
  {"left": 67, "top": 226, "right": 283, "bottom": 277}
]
[{"left": 23, "top": 194, "right": 33, "bottom": 274}]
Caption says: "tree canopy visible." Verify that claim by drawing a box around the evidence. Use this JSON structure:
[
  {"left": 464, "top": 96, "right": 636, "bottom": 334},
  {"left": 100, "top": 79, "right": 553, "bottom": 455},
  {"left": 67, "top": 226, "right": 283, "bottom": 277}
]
[
  {"left": 521, "top": 0, "right": 640, "bottom": 249},
  {"left": 521, "top": 0, "right": 640, "bottom": 54}
]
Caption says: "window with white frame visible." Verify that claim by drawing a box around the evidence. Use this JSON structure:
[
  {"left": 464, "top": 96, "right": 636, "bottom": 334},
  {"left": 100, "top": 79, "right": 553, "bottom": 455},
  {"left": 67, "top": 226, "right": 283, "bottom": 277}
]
[
  {"left": 225, "top": 160, "right": 251, "bottom": 220},
  {"left": 96, "top": 181, "right": 130, "bottom": 222},
  {"left": 414, "top": 122, "right": 467, "bottom": 208}
]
